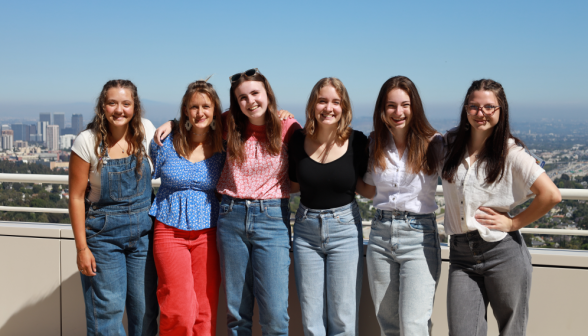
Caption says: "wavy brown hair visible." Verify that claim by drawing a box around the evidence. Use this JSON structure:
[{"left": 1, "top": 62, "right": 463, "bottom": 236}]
[
  {"left": 304, "top": 77, "right": 352, "bottom": 143},
  {"left": 226, "top": 71, "right": 282, "bottom": 163},
  {"left": 370, "top": 76, "right": 440, "bottom": 175},
  {"left": 442, "top": 79, "right": 523, "bottom": 184},
  {"left": 85, "top": 79, "right": 146, "bottom": 175},
  {"left": 173, "top": 80, "right": 224, "bottom": 157}
]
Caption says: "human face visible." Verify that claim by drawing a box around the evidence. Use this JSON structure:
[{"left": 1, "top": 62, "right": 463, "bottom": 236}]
[
  {"left": 315, "top": 85, "right": 342, "bottom": 128},
  {"left": 234, "top": 81, "right": 268, "bottom": 126},
  {"left": 185, "top": 92, "right": 214, "bottom": 131},
  {"left": 466, "top": 90, "right": 500, "bottom": 133},
  {"left": 104, "top": 87, "right": 134, "bottom": 129},
  {"left": 385, "top": 88, "right": 412, "bottom": 131}
]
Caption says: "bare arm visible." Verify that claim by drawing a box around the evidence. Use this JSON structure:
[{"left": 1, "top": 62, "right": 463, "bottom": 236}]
[
  {"left": 290, "top": 181, "right": 300, "bottom": 194},
  {"left": 68, "top": 153, "right": 97, "bottom": 276},
  {"left": 356, "top": 177, "right": 376, "bottom": 199},
  {"left": 153, "top": 121, "right": 174, "bottom": 146},
  {"left": 476, "top": 173, "right": 562, "bottom": 232}
]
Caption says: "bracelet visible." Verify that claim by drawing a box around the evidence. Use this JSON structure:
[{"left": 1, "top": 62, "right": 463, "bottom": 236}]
[{"left": 77, "top": 246, "right": 88, "bottom": 252}]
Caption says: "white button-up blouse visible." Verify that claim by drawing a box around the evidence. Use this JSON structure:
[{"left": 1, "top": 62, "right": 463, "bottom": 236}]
[
  {"left": 363, "top": 133, "right": 442, "bottom": 214},
  {"left": 441, "top": 137, "right": 545, "bottom": 242}
]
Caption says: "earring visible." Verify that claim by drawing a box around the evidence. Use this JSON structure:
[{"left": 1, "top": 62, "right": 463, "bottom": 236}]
[
  {"left": 210, "top": 118, "right": 216, "bottom": 131},
  {"left": 185, "top": 120, "right": 192, "bottom": 131}
]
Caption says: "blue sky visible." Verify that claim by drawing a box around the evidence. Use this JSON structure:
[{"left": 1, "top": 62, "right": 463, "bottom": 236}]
[{"left": 1, "top": 0, "right": 586, "bottom": 126}]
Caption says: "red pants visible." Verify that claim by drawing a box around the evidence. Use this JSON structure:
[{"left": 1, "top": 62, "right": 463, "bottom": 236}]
[{"left": 153, "top": 220, "right": 221, "bottom": 336}]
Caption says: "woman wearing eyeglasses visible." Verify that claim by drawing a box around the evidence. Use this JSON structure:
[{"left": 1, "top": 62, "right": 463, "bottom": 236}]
[
  {"left": 356, "top": 76, "right": 443, "bottom": 336},
  {"left": 441, "top": 79, "right": 561, "bottom": 335},
  {"left": 288, "top": 77, "right": 368, "bottom": 336},
  {"left": 154, "top": 69, "right": 300, "bottom": 335}
]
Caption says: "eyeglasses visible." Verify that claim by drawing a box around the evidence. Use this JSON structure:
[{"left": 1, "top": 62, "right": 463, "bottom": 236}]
[
  {"left": 229, "top": 68, "right": 259, "bottom": 83},
  {"left": 466, "top": 104, "right": 500, "bottom": 116}
]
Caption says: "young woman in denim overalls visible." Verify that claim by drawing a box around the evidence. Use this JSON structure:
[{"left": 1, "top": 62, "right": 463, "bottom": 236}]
[
  {"left": 356, "top": 76, "right": 443, "bottom": 336},
  {"left": 69, "top": 80, "right": 159, "bottom": 335}
]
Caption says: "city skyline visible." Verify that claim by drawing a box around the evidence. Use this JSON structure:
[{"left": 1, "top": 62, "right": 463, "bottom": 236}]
[{"left": 0, "top": 1, "right": 586, "bottom": 124}]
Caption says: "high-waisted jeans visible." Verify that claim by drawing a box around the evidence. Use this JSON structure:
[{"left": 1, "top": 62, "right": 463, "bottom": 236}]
[
  {"left": 366, "top": 209, "right": 441, "bottom": 336},
  {"left": 447, "top": 230, "right": 533, "bottom": 336},
  {"left": 217, "top": 195, "right": 291, "bottom": 336},
  {"left": 293, "top": 201, "right": 363, "bottom": 336}
]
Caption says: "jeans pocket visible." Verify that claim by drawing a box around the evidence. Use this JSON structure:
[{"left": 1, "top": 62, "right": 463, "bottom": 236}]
[
  {"left": 408, "top": 216, "right": 437, "bottom": 233},
  {"left": 108, "top": 168, "right": 146, "bottom": 201},
  {"left": 219, "top": 204, "right": 230, "bottom": 217},
  {"left": 86, "top": 214, "right": 108, "bottom": 239},
  {"left": 265, "top": 205, "right": 287, "bottom": 220},
  {"left": 336, "top": 210, "right": 357, "bottom": 225}
]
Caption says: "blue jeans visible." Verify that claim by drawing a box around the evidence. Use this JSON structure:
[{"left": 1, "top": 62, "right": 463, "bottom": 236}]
[
  {"left": 217, "top": 195, "right": 291, "bottom": 336},
  {"left": 81, "top": 155, "right": 159, "bottom": 336},
  {"left": 366, "top": 210, "right": 441, "bottom": 336},
  {"left": 293, "top": 201, "right": 363, "bottom": 336}
]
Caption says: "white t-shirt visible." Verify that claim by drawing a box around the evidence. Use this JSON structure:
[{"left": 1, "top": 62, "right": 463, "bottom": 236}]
[
  {"left": 71, "top": 118, "right": 156, "bottom": 203},
  {"left": 442, "top": 136, "right": 545, "bottom": 242},
  {"left": 363, "top": 133, "right": 442, "bottom": 214}
]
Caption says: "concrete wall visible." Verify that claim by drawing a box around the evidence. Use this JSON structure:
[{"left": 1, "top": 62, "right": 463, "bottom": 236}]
[{"left": 1, "top": 222, "right": 587, "bottom": 335}]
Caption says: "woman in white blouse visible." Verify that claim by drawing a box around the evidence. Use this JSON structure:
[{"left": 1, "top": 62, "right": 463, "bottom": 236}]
[
  {"left": 357, "top": 76, "right": 443, "bottom": 336},
  {"left": 441, "top": 79, "right": 561, "bottom": 335}
]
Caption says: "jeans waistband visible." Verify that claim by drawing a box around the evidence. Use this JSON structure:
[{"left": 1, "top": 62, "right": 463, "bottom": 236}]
[
  {"left": 298, "top": 200, "right": 357, "bottom": 217},
  {"left": 376, "top": 208, "right": 433, "bottom": 220},
  {"left": 221, "top": 195, "right": 288, "bottom": 212}
]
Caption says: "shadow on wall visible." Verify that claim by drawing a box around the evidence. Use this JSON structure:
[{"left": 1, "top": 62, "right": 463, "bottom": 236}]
[{"left": 0, "top": 286, "right": 61, "bottom": 336}]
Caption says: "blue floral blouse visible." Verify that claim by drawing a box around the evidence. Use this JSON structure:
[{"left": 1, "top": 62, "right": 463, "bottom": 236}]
[{"left": 149, "top": 134, "right": 225, "bottom": 231}]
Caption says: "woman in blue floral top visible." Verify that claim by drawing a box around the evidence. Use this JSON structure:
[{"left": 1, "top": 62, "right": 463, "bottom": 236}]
[{"left": 149, "top": 80, "right": 225, "bottom": 336}]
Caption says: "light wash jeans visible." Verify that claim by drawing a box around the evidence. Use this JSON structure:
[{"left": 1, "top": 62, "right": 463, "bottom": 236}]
[
  {"left": 217, "top": 195, "right": 291, "bottom": 336},
  {"left": 447, "top": 230, "right": 532, "bottom": 336},
  {"left": 293, "top": 201, "right": 363, "bottom": 336},
  {"left": 366, "top": 209, "right": 441, "bottom": 336}
]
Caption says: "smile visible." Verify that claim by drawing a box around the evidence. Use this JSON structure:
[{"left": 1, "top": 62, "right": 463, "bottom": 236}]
[{"left": 248, "top": 105, "right": 259, "bottom": 112}]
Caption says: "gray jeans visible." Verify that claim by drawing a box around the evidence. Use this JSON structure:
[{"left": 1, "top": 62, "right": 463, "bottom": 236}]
[{"left": 447, "top": 230, "right": 532, "bottom": 336}]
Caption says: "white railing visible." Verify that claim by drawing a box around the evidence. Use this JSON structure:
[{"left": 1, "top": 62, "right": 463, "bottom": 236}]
[{"left": 1, "top": 173, "right": 588, "bottom": 237}]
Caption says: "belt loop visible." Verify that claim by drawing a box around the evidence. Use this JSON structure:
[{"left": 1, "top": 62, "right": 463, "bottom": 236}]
[
  {"left": 229, "top": 199, "right": 234, "bottom": 212},
  {"left": 260, "top": 199, "right": 264, "bottom": 212},
  {"left": 377, "top": 209, "right": 382, "bottom": 220},
  {"left": 404, "top": 212, "right": 408, "bottom": 221},
  {"left": 303, "top": 208, "right": 308, "bottom": 219}
]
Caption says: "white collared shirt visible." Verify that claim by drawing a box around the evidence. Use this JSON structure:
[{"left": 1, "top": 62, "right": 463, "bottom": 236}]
[
  {"left": 442, "top": 138, "right": 545, "bottom": 242},
  {"left": 363, "top": 133, "right": 441, "bottom": 214}
]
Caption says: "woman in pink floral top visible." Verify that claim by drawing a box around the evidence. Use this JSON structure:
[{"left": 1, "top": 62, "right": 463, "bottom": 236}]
[{"left": 216, "top": 69, "right": 300, "bottom": 335}]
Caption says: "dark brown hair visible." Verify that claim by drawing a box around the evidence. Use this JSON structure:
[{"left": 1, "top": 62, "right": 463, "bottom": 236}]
[
  {"left": 226, "top": 71, "right": 282, "bottom": 163},
  {"left": 173, "top": 80, "right": 224, "bottom": 157},
  {"left": 370, "top": 76, "right": 440, "bottom": 175},
  {"left": 304, "top": 77, "right": 352, "bottom": 143},
  {"left": 86, "top": 79, "right": 146, "bottom": 175},
  {"left": 442, "top": 79, "right": 523, "bottom": 184}
]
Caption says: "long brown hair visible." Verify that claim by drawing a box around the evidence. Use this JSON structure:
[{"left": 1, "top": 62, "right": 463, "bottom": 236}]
[
  {"left": 173, "top": 80, "right": 224, "bottom": 157},
  {"left": 85, "top": 79, "right": 146, "bottom": 175},
  {"left": 442, "top": 79, "right": 523, "bottom": 184},
  {"left": 370, "top": 76, "right": 439, "bottom": 175},
  {"left": 304, "top": 77, "right": 352, "bottom": 143},
  {"left": 226, "top": 71, "right": 282, "bottom": 163}
]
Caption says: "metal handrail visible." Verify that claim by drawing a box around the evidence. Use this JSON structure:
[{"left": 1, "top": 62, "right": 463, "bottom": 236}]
[{"left": 1, "top": 173, "right": 588, "bottom": 236}]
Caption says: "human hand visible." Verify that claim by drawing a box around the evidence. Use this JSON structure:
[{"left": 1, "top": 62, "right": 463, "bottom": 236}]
[
  {"left": 277, "top": 110, "right": 294, "bottom": 120},
  {"left": 154, "top": 121, "right": 174, "bottom": 146},
  {"left": 77, "top": 247, "right": 97, "bottom": 277},
  {"left": 475, "top": 207, "right": 514, "bottom": 232}
]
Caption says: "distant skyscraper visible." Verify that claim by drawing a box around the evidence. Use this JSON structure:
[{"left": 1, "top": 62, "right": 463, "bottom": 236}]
[
  {"left": 11, "top": 123, "right": 28, "bottom": 142},
  {"left": 54, "top": 113, "right": 65, "bottom": 134},
  {"left": 38, "top": 121, "right": 48, "bottom": 143},
  {"left": 72, "top": 114, "right": 84, "bottom": 135},
  {"left": 47, "top": 125, "right": 59, "bottom": 151},
  {"left": 40, "top": 113, "right": 51, "bottom": 124},
  {"left": 2, "top": 130, "right": 14, "bottom": 150}
]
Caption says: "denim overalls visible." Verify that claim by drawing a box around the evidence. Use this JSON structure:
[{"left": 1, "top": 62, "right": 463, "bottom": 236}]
[{"left": 81, "top": 153, "right": 159, "bottom": 336}]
